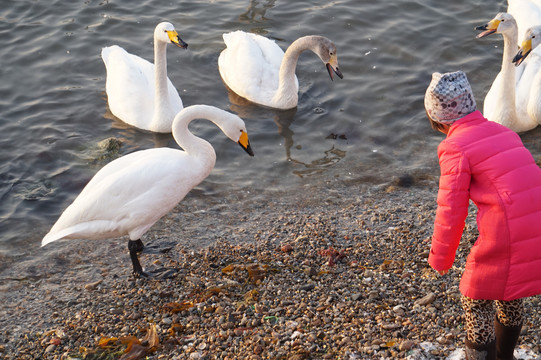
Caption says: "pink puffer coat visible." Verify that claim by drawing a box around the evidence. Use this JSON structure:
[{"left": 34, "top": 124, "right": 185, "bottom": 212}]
[{"left": 428, "top": 111, "right": 541, "bottom": 300}]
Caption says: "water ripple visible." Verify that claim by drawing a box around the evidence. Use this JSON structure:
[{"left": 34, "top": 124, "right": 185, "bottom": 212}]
[{"left": 0, "top": 0, "right": 520, "bottom": 257}]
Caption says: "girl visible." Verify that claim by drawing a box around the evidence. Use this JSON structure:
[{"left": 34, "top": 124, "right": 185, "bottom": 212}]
[{"left": 425, "top": 71, "right": 541, "bottom": 359}]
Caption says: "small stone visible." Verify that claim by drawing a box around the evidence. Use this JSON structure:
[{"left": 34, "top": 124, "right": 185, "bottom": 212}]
[
  {"left": 45, "top": 344, "right": 56, "bottom": 353},
  {"left": 299, "top": 283, "right": 315, "bottom": 291},
  {"left": 368, "top": 291, "right": 379, "bottom": 300},
  {"left": 437, "top": 336, "right": 450, "bottom": 345},
  {"left": 281, "top": 244, "right": 293, "bottom": 253},
  {"left": 352, "top": 293, "right": 363, "bottom": 301},
  {"left": 254, "top": 304, "right": 265, "bottom": 314},
  {"left": 399, "top": 340, "right": 415, "bottom": 351},
  {"left": 84, "top": 280, "right": 103, "bottom": 291},
  {"left": 162, "top": 317, "right": 172, "bottom": 325},
  {"left": 129, "top": 312, "right": 142, "bottom": 320},
  {"left": 254, "top": 345, "right": 263, "bottom": 355},
  {"left": 381, "top": 323, "right": 400, "bottom": 330},
  {"left": 393, "top": 305, "right": 406, "bottom": 316},
  {"left": 303, "top": 266, "right": 318, "bottom": 277},
  {"left": 414, "top": 292, "right": 436, "bottom": 306},
  {"left": 95, "top": 324, "right": 104, "bottom": 334},
  {"left": 290, "top": 354, "right": 307, "bottom": 360}
]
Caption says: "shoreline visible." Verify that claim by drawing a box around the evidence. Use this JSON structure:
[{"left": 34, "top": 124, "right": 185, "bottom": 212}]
[{"left": 1, "top": 180, "right": 540, "bottom": 359}]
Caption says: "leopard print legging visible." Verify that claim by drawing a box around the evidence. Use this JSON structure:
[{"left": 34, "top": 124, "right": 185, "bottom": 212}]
[{"left": 460, "top": 295, "right": 523, "bottom": 344}]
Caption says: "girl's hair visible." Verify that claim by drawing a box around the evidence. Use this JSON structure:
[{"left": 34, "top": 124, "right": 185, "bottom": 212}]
[{"left": 426, "top": 110, "right": 449, "bottom": 132}]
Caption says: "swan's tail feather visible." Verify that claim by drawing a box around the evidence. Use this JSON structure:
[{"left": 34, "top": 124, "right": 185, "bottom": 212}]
[
  {"left": 101, "top": 45, "right": 122, "bottom": 63},
  {"left": 42, "top": 228, "right": 74, "bottom": 247},
  {"left": 41, "top": 220, "right": 120, "bottom": 247}
]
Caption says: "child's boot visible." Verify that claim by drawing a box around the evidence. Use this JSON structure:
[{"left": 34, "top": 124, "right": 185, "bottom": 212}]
[
  {"left": 494, "top": 317, "right": 521, "bottom": 360},
  {"left": 465, "top": 338, "right": 496, "bottom": 360}
]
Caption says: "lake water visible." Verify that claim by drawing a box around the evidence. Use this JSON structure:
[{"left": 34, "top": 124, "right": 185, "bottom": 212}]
[{"left": 2, "top": 0, "right": 540, "bottom": 261}]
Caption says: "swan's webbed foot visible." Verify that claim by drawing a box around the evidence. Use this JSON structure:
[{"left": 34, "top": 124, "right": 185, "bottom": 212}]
[
  {"left": 133, "top": 268, "right": 149, "bottom": 278},
  {"left": 127, "top": 239, "right": 178, "bottom": 278}
]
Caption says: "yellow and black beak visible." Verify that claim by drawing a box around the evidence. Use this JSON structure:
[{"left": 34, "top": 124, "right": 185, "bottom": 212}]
[
  {"left": 238, "top": 131, "right": 254, "bottom": 156},
  {"left": 167, "top": 30, "right": 188, "bottom": 49},
  {"left": 513, "top": 38, "right": 533, "bottom": 66},
  {"left": 326, "top": 54, "right": 343, "bottom": 81},
  {"left": 475, "top": 19, "right": 500, "bottom": 38}
]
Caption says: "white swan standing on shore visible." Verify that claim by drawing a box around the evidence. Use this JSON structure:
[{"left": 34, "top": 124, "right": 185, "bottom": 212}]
[
  {"left": 42, "top": 105, "right": 254, "bottom": 276},
  {"left": 513, "top": 26, "right": 541, "bottom": 124},
  {"left": 102, "top": 22, "right": 188, "bottom": 133},
  {"left": 218, "top": 31, "right": 343, "bottom": 110},
  {"left": 476, "top": 13, "right": 539, "bottom": 132}
]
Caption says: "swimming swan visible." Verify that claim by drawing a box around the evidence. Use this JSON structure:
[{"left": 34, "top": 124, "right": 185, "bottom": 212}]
[
  {"left": 513, "top": 26, "right": 541, "bottom": 124},
  {"left": 476, "top": 12, "right": 539, "bottom": 132},
  {"left": 101, "top": 22, "right": 188, "bottom": 133},
  {"left": 218, "top": 31, "right": 343, "bottom": 110},
  {"left": 42, "top": 105, "right": 254, "bottom": 276}
]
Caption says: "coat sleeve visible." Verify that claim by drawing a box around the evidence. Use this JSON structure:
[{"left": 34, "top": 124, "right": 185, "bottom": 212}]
[{"left": 428, "top": 140, "right": 471, "bottom": 272}]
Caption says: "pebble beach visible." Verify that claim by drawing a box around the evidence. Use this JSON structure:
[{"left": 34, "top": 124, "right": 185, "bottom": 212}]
[{"left": 1, "top": 177, "right": 540, "bottom": 360}]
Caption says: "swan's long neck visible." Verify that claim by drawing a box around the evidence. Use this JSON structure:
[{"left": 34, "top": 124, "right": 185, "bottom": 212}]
[
  {"left": 152, "top": 40, "right": 173, "bottom": 128},
  {"left": 272, "top": 36, "right": 315, "bottom": 108},
  {"left": 172, "top": 106, "right": 219, "bottom": 173},
  {"left": 497, "top": 28, "right": 519, "bottom": 124}
]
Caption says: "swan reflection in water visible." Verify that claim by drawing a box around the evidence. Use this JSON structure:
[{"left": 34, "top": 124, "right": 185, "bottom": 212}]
[
  {"left": 104, "top": 104, "right": 174, "bottom": 150},
  {"left": 238, "top": 0, "right": 277, "bottom": 24},
  {"left": 226, "top": 89, "right": 346, "bottom": 178}
]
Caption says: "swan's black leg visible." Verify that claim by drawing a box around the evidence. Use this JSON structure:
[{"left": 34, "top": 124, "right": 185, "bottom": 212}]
[{"left": 128, "top": 239, "right": 147, "bottom": 277}]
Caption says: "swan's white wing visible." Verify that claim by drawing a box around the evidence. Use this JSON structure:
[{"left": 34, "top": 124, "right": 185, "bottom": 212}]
[
  {"left": 102, "top": 46, "right": 182, "bottom": 131},
  {"left": 42, "top": 148, "right": 201, "bottom": 244},
  {"left": 102, "top": 46, "right": 155, "bottom": 127},
  {"left": 516, "top": 53, "right": 541, "bottom": 114},
  {"left": 518, "top": 52, "right": 541, "bottom": 124},
  {"left": 528, "top": 77, "right": 541, "bottom": 124},
  {"left": 218, "top": 31, "right": 298, "bottom": 105}
]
